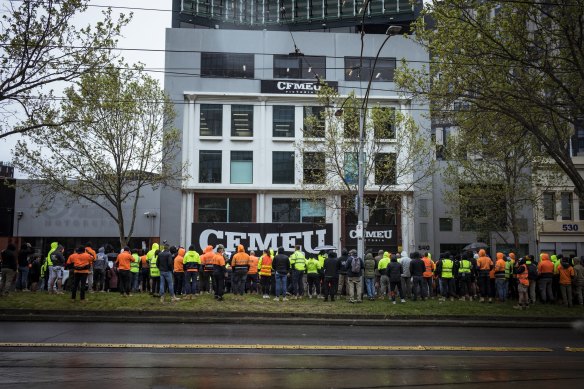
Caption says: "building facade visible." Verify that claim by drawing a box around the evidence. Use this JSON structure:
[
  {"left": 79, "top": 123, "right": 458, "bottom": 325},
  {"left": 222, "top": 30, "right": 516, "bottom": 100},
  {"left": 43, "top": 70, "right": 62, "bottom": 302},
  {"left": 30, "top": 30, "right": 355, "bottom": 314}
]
[{"left": 162, "top": 1, "right": 430, "bottom": 254}]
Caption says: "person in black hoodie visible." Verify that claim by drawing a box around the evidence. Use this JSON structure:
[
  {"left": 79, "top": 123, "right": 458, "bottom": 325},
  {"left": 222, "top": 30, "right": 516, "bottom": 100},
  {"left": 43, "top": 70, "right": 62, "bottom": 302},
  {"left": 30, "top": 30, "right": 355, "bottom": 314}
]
[
  {"left": 157, "top": 245, "right": 179, "bottom": 303},
  {"left": 337, "top": 249, "right": 349, "bottom": 297},
  {"left": 409, "top": 251, "right": 426, "bottom": 301},
  {"left": 272, "top": 247, "right": 290, "bottom": 301},
  {"left": 16, "top": 243, "right": 34, "bottom": 291},
  {"left": 323, "top": 251, "right": 340, "bottom": 301},
  {"left": 0, "top": 243, "right": 17, "bottom": 296},
  {"left": 388, "top": 254, "right": 405, "bottom": 304}
]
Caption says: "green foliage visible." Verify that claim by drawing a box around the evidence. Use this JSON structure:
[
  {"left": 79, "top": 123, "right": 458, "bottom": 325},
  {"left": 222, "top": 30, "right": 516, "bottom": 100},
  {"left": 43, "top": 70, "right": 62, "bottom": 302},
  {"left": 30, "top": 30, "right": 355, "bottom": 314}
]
[
  {"left": 396, "top": 0, "right": 584, "bottom": 197},
  {"left": 12, "top": 65, "right": 186, "bottom": 246},
  {"left": 0, "top": 0, "right": 131, "bottom": 138}
]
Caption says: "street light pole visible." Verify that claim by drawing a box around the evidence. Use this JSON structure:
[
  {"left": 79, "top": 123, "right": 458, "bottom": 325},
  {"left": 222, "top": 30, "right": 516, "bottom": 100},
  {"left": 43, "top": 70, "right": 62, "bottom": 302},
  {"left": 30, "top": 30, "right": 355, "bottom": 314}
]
[{"left": 356, "top": 25, "right": 402, "bottom": 261}]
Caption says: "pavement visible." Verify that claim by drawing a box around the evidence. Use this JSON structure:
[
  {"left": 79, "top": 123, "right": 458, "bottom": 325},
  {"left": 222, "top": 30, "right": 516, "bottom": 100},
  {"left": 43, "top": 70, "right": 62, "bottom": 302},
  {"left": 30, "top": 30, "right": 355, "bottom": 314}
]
[{"left": 1, "top": 307, "right": 582, "bottom": 328}]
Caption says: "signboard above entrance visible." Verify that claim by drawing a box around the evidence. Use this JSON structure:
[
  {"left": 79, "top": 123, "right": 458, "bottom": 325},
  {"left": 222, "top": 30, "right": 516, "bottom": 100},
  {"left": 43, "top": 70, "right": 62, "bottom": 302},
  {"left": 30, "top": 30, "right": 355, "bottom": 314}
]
[
  {"left": 261, "top": 80, "right": 338, "bottom": 94},
  {"left": 192, "top": 223, "right": 333, "bottom": 254}
]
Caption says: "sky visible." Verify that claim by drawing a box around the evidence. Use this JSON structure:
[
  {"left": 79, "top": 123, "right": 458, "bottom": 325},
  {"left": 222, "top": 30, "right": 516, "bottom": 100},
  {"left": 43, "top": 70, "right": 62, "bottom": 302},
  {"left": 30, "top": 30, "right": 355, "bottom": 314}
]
[{"left": 0, "top": 0, "right": 172, "bottom": 173}]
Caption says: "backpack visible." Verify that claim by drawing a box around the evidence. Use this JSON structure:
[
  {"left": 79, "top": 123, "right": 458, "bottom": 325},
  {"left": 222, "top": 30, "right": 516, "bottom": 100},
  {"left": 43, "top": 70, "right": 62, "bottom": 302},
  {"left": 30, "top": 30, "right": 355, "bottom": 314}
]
[
  {"left": 350, "top": 256, "right": 361, "bottom": 273},
  {"left": 527, "top": 264, "right": 538, "bottom": 281}
]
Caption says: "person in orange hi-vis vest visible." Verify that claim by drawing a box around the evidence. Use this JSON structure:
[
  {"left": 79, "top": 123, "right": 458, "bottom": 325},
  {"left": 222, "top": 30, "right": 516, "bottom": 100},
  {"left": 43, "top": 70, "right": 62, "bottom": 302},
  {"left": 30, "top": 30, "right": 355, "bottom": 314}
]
[
  {"left": 558, "top": 258, "right": 575, "bottom": 307},
  {"left": 247, "top": 250, "right": 259, "bottom": 294},
  {"left": 476, "top": 249, "right": 493, "bottom": 303},
  {"left": 258, "top": 249, "right": 273, "bottom": 298},
  {"left": 66, "top": 246, "right": 93, "bottom": 302},
  {"left": 513, "top": 257, "right": 530, "bottom": 310},
  {"left": 116, "top": 246, "right": 134, "bottom": 297},
  {"left": 199, "top": 245, "right": 215, "bottom": 294}
]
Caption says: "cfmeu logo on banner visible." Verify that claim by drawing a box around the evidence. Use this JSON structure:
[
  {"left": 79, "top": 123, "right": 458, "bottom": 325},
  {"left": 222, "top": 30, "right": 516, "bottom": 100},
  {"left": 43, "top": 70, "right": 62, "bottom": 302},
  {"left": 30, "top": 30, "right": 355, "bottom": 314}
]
[
  {"left": 346, "top": 225, "right": 397, "bottom": 246},
  {"left": 192, "top": 223, "right": 333, "bottom": 254}
]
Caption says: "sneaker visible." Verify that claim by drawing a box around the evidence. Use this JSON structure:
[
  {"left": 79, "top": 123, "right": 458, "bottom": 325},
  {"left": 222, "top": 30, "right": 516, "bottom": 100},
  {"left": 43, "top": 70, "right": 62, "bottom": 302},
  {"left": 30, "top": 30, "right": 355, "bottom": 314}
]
[
  {"left": 160, "top": 296, "right": 164, "bottom": 303},
  {"left": 274, "top": 297, "right": 280, "bottom": 301},
  {"left": 309, "top": 295, "right": 313, "bottom": 299},
  {"left": 392, "top": 301, "right": 396, "bottom": 305},
  {"left": 401, "top": 299, "right": 406, "bottom": 303},
  {"left": 513, "top": 305, "right": 522, "bottom": 310},
  {"left": 282, "top": 297, "right": 288, "bottom": 301},
  {"left": 171, "top": 296, "right": 181, "bottom": 302},
  {"left": 450, "top": 297, "right": 454, "bottom": 302}
]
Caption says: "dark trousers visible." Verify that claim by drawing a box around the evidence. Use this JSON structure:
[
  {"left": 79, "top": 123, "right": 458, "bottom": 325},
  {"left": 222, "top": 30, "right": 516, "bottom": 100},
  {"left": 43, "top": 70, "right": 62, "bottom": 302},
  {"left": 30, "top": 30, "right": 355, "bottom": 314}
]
[
  {"left": 423, "top": 277, "right": 434, "bottom": 297},
  {"left": 184, "top": 272, "right": 198, "bottom": 295},
  {"left": 412, "top": 275, "right": 426, "bottom": 300},
  {"left": 140, "top": 269, "right": 150, "bottom": 292},
  {"left": 459, "top": 275, "right": 472, "bottom": 297},
  {"left": 232, "top": 271, "right": 247, "bottom": 295},
  {"left": 201, "top": 272, "right": 213, "bottom": 292},
  {"left": 151, "top": 276, "right": 160, "bottom": 295},
  {"left": 71, "top": 273, "right": 88, "bottom": 300},
  {"left": 93, "top": 269, "right": 106, "bottom": 291},
  {"left": 323, "top": 277, "right": 338, "bottom": 300},
  {"left": 213, "top": 273, "right": 224, "bottom": 298},
  {"left": 260, "top": 275, "right": 272, "bottom": 295},
  {"left": 174, "top": 272, "right": 184, "bottom": 295},
  {"left": 292, "top": 270, "right": 305, "bottom": 296},
  {"left": 478, "top": 274, "right": 490, "bottom": 297},
  {"left": 119, "top": 270, "right": 131, "bottom": 295},
  {"left": 246, "top": 273, "right": 259, "bottom": 293},
  {"left": 440, "top": 277, "right": 456, "bottom": 298},
  {"left": 307, "top": 274, "right": 321, "bottom": 295},
  {"left": 389, "top": 280, "right": 403, "bottom": 301}
]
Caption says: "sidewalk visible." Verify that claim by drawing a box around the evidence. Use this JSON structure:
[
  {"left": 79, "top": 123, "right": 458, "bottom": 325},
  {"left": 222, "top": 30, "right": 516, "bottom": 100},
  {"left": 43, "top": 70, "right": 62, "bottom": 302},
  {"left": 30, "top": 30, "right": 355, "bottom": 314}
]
[{"left": 0, "top": 308, "right": 579, "bottom": 328}]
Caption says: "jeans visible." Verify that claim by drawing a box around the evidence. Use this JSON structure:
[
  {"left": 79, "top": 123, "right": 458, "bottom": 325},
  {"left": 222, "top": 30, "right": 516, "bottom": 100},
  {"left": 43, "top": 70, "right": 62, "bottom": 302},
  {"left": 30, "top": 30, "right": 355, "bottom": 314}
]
[
  {"left": 159, "top": 271, "right": 175, "bottom": 298},
  {"left": 232, "top": 271, "right": 247, "bottom": 295},
  {"left": 16, "top": 266, "right": 29, "bottom": 290},
  {"left": 439, "top": 278, "right": 456, "bottom": 298},
  {"left": 495, "top": 278, "right": 507, "bottom": 301},
  {"left": 131, "top": 271, "right": 140, "bottom": 291},
  {"left": 184, "top": 272, "right": 198, "bottom": 295},
  {"left": 423, "top": 277, "right": 434, "bottom": 297},
  {"left": 292, "top": 270, "right": 304, "bottom": 296},
  {"left": 560, "top": 284, "right": 573, "bottom": 307},
  {"left": 528, "top": 280, "right": 537, "bottom": 303},
  {"left": 412, "top": 276, "right": 426, "bottom": 300},
  {"left": 365, "top": 277, "right": 375, "bottom": 298},
  {"left": 538, "top": 278, "right": 553, "bottom": 303},
  {"left": 275, "top": 272, "right": 287, "bottom": 297},
  {"left": 347, "top": 276, "right": 362, "bottom": 301}
]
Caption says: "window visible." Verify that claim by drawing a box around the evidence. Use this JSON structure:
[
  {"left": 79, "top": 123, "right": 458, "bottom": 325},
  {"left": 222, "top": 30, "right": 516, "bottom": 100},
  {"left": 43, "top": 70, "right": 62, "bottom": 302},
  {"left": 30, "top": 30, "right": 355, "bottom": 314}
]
[
  {"left": 200, "top": 104, "right": 222, "bottom": 136},
  {"left": 372, "top": 107, "right": 396, "bottom": 139},
  {"left": 543, "top": 192, "right": 555, "bottom": 220},
  {"left": 303, "top": 106, "right": 325, "bottom": 138},
  {"left": 273, "top": 106, "right": 295, "bottom": 137},
  {"left": 272, "top": 151, "right": 295, "bottom": 184},
  {"left": 230, "top": 151, "right": 253, "bottom": 184},
  {"left": 201, "top": 52, "right": 254, "bottom": 78},
  {"left": 303, "top": 152, "right": 325, "bottom": 184},
  {"left": 561, "top": 192, "right": 572, "bottom": 221},
  {"left": 344, "top": 153, "right": 358, "bottom": 185},
  {"left": 198, "top": 197, "right": 252, "bottom": 222},
  {"left": 345, "top": 57, "right": 396, "bottom": 82},
  {"left": 571, "top": 119, "right": 584, "bottom": 156},
  {"left": 199, "top": 151, "right": 222, "bottom": 183},
  {"left": 439, "top": 218, "right": 453, "bottom": 231},
  {"left": 273, "top": 55, "right": 326, "bottom": 79},
  {"left": 420, "top": 223, "right": 429, "bottom": 242},
  {"left": 231, "top": 105, "right": 253, "bottom": 137},
  {"left": 374, "top": 153, "right": 397, "bottom": 185},
  {"left": 579, "top": 197, "right": 584, "bottom": 220},
  {"left": 272, "top": 198, "right": 325, "bottom": 223}
]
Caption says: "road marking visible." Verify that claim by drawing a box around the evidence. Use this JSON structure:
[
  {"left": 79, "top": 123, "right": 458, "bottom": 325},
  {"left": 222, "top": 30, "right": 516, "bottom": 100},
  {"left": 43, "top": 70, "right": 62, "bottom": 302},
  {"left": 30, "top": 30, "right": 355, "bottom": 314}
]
[
  {"left": 0, "top": 342, "right": 553, "bottom": 352},
  {"left": 565, "top": 347, "right": 584, "bottom": 352}
]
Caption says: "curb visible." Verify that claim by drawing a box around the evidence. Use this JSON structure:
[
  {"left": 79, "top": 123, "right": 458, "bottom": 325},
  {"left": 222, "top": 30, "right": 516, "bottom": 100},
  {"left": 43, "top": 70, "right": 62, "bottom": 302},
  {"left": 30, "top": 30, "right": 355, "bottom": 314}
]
[{"left": 0, "top": 309, "right": 578, "bottom": 328}]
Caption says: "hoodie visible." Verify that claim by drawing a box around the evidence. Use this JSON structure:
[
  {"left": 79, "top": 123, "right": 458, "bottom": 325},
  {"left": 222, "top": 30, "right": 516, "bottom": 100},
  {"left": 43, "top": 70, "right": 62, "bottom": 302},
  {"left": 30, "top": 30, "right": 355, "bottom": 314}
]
[
  {"left": 183, "top": 249, "right": 201, "bottom": 272},
  {"left": 477, "top": 249, "right": 493, "bottom": 273},
  {"left": 93, "top": 247, "right": 108, "bottom": 270},
  {"left": 174, "top": 248, "right": 186, "bottom": 273},
  {"left": 558, "top": 260, "right": 574, "bottom": 285},
  {"left": 494, "top": 252, "right": 506, "bottom": 278},
  {"left": 399, "top": 251, "right": 412, "bottom": 277},
  {"left": 231, "top": 244, "right": 250, "bottom": 272},
  {"left": 200, "top": 245, "right": 215, "bottom": 272},
  {"left": 272, "top": 247, "right": 290, "bottom": 274},
  {"left": 377, "top": 252, "right": 391, "bottom": 274},
  {"left": 45, "top": 242, "right": 59, "bottom": 267},
  {"left": 156, "top": 248, "right": 173, "bottom": 273},
  {"left": 364, "top": 253, "right": 376, "bottom": 278},
  {"left": 1, "top": 244, "right": 17, "bottom": 270},
  {"left": 537, "top": 253, "right": 555, "bottom": 277},
  {"left": 387, "top": 256, "right": 403, "bottom": 282},
  {"left": 146, "top": 243, "right": 159, "bottom": 263}
]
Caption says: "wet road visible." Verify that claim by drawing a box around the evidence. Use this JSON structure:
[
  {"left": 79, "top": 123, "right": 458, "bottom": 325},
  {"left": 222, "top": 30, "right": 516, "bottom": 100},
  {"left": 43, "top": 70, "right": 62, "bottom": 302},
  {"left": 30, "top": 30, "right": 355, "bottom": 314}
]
[{"left": 1, "top": 321, "right": 584, "bottom": 388}]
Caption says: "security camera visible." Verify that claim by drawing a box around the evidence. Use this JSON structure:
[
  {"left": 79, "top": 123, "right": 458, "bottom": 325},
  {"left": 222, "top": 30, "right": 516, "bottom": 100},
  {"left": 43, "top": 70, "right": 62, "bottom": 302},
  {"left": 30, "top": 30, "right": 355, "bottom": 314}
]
[{"left": 144, "top": 211, "right": 151, "bottom": 218}]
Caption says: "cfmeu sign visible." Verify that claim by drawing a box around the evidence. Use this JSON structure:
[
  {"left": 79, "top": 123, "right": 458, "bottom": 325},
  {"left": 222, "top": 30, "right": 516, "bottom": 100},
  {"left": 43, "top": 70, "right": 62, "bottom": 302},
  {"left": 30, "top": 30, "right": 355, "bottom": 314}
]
[
  {"left": 192, "top": 223, "right": 333, "bottom": 254},
  {"left": 261, "top": 80, "right": 338, "bottom": 94},
  {"left": 346, "top": 225, "right": 397, "bottom": 247}
]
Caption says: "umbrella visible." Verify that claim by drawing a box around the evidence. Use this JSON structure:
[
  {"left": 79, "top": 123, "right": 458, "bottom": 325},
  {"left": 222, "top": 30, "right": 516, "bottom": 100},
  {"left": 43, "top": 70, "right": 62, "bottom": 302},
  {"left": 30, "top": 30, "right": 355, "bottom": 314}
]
[
  {"left": 462, "top": 242, "right": 489, "bottom": 251},
  {"left": 314, "top": 245, "right": 337, "bottom": 252}
]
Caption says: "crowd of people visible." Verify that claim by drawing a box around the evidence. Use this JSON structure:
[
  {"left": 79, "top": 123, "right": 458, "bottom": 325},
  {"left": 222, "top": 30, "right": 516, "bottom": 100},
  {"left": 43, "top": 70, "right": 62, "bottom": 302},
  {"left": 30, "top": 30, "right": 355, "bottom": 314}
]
[{"left": 1, "top": 241, "right": 583, "bottom": 309}]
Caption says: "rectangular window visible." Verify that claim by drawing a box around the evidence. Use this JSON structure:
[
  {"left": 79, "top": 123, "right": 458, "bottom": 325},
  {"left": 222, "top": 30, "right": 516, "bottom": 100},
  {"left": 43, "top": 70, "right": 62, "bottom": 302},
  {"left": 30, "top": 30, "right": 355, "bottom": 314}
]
[
  {"left": 439, "top": 218, "right": 453, "bottom": 231},
  {"left": 272, "top": 151, "right": 295, "bottom": 184},
  {"left": 345, "top": 56, "right": 396, "bottom": 82},
  {"left": 230, "top": 151, "right": 253, "bottom": 184},
  {"left": 273, "top": 106, "right": 295, "bottom": 137},
  {"left": 420, "top": 223, "right": 429, "bottom": 242},
  {"left": 200, "top": 104, "right": 222, "bottom": 136},
  {"left": 201, "top": 52, "right": 254, "bottom": 78},
  {"left": 303, "top": 106, "right": 325, "bottom": 138},
  {"left": 198, "top": 197, "right": 252, "bottom": 222},
  {"left": 561, "top": 192, "right": 573, "bottom": 221},
  {"left": 579, "top": 198, "right": 584, "bottom": 220},
  {"left": 543, "top": 192, "right": 555, "bottom": 220},
  {"left": 231, "top": 105, "right": 253, "bottom": 137},
  {"left": 344, "top": 153, "right": 358, "bottom": 185},
  {"left": 199, "top": 150, "right": 222, "bottom": 183},
  {"left": 272, "top": 198, "right": 325, "bottom": 223},
  {"left": 273, "top": 55, "right": 326, "bottom": 79},
  {"left": 303, "top": 152, "right": 325, "bottom": 184},
  {"left": 372, "top": 107, "right": 396, "bottom": 139},
  {"left": 374, "top": 153, "right": 397, "bottom": 185}
]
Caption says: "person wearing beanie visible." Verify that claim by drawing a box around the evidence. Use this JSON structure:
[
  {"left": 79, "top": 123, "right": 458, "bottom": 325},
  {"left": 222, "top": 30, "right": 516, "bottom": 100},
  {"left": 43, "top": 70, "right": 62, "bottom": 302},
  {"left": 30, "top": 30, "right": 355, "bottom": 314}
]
[
  {"left": 323, "top": 251, "right": 340, "bottom": 301},
  {"left": 272, "top": 247, "right": 290, "bottom": 301}
]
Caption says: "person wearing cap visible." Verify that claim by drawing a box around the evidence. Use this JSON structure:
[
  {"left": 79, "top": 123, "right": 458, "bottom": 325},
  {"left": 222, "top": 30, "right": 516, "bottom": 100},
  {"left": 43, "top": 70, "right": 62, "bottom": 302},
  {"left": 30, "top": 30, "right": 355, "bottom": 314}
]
[{"left": 115, "top": 246, "right": 134, "bottom": 297}]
